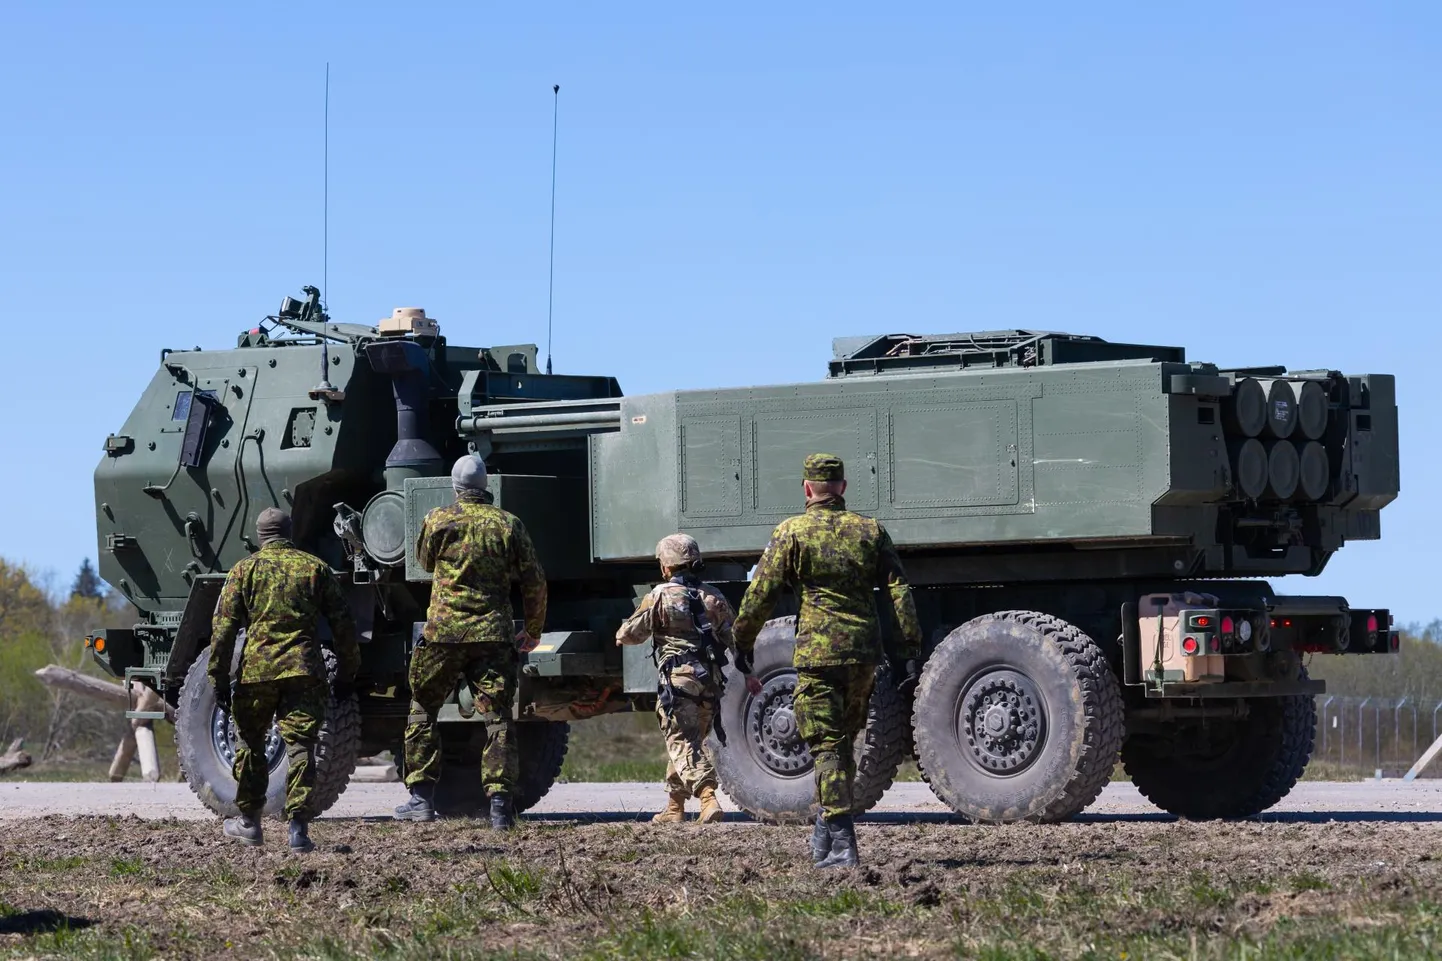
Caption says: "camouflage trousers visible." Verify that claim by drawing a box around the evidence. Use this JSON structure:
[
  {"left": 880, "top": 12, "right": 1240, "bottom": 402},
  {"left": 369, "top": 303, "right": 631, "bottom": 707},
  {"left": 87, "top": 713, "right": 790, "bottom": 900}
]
[
  {"left": 404, "top": 640, "right": 518, "bottom": 795},
  {"left": 655, "top": 680, "right": 719, "bottom": 797},
  {"left": 231, "top": 677, "right": 327, "bottom": 821},
  {"left": 793, "top": 665, "right": 875, "bottom": 818}
]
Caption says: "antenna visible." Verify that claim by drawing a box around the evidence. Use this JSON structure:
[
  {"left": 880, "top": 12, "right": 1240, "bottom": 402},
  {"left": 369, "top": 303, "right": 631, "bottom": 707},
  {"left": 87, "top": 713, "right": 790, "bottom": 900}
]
[
  {"left": 546, "top": 83, "right": 560, "bottom": 376},
  {"left": 323, "top": 62, "right": 330, "bottom": 309}
]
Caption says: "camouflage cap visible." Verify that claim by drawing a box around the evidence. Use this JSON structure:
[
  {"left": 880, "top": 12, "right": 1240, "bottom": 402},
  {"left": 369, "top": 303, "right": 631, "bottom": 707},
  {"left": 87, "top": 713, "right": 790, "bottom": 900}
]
[
  {"left": 655, "top": 533, "right": 702, "bottom": 570},
  {"left": 802, "top": 453, "right": 845, "bottom": 482},
  {"left": 255, "top": 507, "right": 291, "bottom": 543}
]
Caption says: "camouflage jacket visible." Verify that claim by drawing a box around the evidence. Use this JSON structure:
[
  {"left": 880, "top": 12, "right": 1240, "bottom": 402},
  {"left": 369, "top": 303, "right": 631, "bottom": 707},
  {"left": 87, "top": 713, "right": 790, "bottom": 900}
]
[
  {"left": 616, "top": 578, "right": 737, "bottom": 689},
  {"left": 416, "top": 493, "right": 547, "bottom": 644},
  {"left": 209, "top": 539, "right": 360, "bottom": 686},
  {"left": 733, "top": 496, "right": 921, "bottom": 668}
]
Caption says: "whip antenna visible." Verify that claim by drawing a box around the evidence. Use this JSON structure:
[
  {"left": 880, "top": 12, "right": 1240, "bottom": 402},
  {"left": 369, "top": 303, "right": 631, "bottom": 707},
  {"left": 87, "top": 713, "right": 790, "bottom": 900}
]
[
  {"left": 323, "top": 62, "right": 330, "bottom": 309},
  {"left": 546, "top": 83, "right": 559, "bottom": 375}
]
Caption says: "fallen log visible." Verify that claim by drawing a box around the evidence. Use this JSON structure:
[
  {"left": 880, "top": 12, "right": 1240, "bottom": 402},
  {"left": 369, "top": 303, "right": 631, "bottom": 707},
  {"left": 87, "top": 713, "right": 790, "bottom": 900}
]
[
  {"left": 33, "top": 665, "right": 175, "bottom": 721},
  {"left": 351, "top": 763, "right": 399, "bottom": 783},
  {"left": 34, "top": 665, "right": 170, "bottom": 781},
  {"left": 0, "top": 737, "right": 32, "bottom": 774},
  {"left": 109, "top": 731, "right": 138, "bottom": 782}
]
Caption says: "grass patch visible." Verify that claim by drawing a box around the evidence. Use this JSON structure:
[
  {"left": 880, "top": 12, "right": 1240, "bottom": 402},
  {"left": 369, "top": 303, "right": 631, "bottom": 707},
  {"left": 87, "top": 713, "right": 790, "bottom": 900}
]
[
  {"left": 559, "top": 713, "right": 669, "bottom": 783},
  {"left": 4, "top": 818, "right": 1442, "bottom": 960},
  {"left": 107, "top": 857, "right": 144, "bottom": 878}
]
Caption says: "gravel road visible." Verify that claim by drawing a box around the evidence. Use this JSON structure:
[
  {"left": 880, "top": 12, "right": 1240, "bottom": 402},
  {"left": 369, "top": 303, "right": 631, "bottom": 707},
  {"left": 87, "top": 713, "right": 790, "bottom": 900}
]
[{"left": 5, "top": 779, "right": 1442, "bottom": 822}]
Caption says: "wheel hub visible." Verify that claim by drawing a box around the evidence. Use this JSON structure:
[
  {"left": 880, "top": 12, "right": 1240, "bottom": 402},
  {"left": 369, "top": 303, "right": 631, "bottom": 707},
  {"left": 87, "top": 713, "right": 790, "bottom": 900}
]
[
  {"left": 746, "top": 674, "right": 812, "bottom": 777},
  {"left": 959, "top": 669, "right": 1045, "bottom": 775},
  {"left": 211, "top": 707, "right": 285, "bottom": 773}
]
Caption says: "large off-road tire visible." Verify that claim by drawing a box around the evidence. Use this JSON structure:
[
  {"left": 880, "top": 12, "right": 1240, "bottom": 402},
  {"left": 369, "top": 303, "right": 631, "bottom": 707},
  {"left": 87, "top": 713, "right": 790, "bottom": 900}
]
[
  {"left": 432, "top": 719, "right": 571, "bottom": 817},
  {"left": 175, "top": 645, "right": 361, "bottom": 820},
  {"left": 1121, "top": 671, "right": 1316, "bottom": 820},
  {"left": 913, "top": 611, "right": 1123, "bottom": 824},
  {"left": 515, "top": 719, "right": 570, "bottom": 813},
  {"left": 710, "top": 616, "right": 911, "bottom": 824}
]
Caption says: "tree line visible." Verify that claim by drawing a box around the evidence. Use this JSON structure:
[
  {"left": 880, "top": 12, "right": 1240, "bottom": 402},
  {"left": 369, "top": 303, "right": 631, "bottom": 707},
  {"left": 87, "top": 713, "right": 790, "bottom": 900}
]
[{"left": 0, "top": 559, "right": 136, "bottom": 763}]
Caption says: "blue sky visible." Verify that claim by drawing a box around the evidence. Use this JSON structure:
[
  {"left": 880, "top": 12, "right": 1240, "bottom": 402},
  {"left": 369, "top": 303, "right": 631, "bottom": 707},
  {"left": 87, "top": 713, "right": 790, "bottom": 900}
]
[{"left": 1, "top": 4, "right": 1436, "bottom": 619}]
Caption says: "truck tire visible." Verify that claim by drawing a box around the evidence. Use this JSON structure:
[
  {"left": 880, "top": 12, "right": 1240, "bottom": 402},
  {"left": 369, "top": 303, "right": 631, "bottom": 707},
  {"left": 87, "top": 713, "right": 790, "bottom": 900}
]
[
  {"left": 711, "top": 616, "right": 910, "bottom": 824},
  {"left": 433, "top": 719, "right": 571, "bottom": 816},
  {"left": 913, "top": 611, "right": 1123, "bottom": 823},
  {"left": 515, "top": 719, "right": 570, "bottom": 813},
  {"left": 1121, "top": 673, "right": 1316, "bottom": 820},
  {"left": 175, "top": 646, "right": 361, "bottom": 820}
]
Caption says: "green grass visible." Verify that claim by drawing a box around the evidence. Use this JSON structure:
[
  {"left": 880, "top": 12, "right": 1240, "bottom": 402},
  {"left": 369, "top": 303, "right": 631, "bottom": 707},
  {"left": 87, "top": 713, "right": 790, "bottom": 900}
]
[{"left": 558, "top": 713, "right": 669, "bottom": 783}]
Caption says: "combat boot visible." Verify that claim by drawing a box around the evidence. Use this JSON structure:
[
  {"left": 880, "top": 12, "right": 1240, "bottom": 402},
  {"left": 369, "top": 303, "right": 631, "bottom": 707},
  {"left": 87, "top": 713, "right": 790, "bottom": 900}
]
[
  {"left": 815, "top": 815, "right": 859, "bottom": 869},
  {"left": 222, "top": 813, "right": 263, "bottom": 847},
  {"left": 810, "top": 812, "right": 828, "bottom": 863},
  {"left": 696, "top": 786, "right": 723, "bottom": 824},
  {"left": 288, "top": 819, "right": 315, "bottom": 854},
  {"left": 651, "top": 791, "right": 687, "bottom": 824},
  {"left": 489, "top": 792, "right": 517, "bottom": 831},
  {"left": 394, "top": 783, "right": 436, "bottom": 822}
]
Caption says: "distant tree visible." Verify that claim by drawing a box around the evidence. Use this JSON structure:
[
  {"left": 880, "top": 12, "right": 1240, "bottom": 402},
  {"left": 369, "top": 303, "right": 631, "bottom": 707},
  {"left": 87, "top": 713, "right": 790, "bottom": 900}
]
[
  {"left": 0, "top": 559, "right": 51, "bottom": 640},
  {"left": 70, "top": 559, "right": 103, "bottom": 600}
]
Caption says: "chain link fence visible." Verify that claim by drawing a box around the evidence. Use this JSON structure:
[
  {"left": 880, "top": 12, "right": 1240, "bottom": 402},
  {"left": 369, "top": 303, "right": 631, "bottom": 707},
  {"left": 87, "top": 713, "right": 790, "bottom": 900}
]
[{"left": 1312, "top": 695, "right": 1442, "bottom": 777}]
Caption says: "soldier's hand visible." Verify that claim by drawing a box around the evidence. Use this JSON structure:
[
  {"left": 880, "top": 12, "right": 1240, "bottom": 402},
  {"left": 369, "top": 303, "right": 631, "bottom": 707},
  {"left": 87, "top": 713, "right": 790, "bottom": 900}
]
[
  {"left": 212, "top": 679, "right": 231, "bottom": 714},
  {"left": 516, "top": 630, "right": 540, "bottom": 654},
  {"left": 894, "top": 658, "right": 921, "bottom": 697},
  {"left": 745, "top": 675, "right": 763, "bottom": 696}
]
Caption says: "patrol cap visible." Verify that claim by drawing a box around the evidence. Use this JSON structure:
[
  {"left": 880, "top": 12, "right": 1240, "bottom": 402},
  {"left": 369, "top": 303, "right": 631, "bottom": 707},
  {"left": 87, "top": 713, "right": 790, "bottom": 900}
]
[
  {"left": 451, "top": 454, "right": 488, "bottom": 493},
  {"left": 655, "top": 533, "right": 702, "bottom": 569},
  {"left": 255, "top": 507, "right": 291, "bottom": 542},
  {"left": 802, "top": 453, "right": 845, "bottom": 482}
]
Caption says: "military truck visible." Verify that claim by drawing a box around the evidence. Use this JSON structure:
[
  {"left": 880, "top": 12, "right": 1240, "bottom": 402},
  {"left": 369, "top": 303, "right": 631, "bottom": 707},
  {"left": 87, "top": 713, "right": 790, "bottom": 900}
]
[{"left": 87, "top": 287, "right": 1400, "bottom": 822}]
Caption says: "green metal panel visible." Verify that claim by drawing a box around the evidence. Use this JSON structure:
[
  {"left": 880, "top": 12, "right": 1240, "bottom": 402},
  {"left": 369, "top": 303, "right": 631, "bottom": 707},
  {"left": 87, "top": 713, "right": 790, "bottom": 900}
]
[
  {"left": 679, "top": 415, "right": 742, "bottom": 518},
  {"left": 403, "top": 477, "right": 456, "bottom": 581},
  {"left": 588, "top": 394, "right": 680, "bottom": 562},
  {"left": 752, "top": 407, "right": 878, "bottom": 513},
  {"left": 888, "top": 401, "right": 1017, "bottom": 508}
]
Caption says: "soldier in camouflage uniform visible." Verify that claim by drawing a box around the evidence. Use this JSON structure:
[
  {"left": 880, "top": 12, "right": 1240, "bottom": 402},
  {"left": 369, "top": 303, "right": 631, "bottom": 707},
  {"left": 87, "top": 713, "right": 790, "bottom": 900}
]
[
  {"left": 210, "top": 507, "right": 359, "bottom": 853},
  {"left": 616, "top": 534, "right": 760, "bottom": 824},
  {"left": 733, "top": 454, "right": 922, "bottom": 868},
  {"left": 394, "top": 454, "right": 547, "bottom": 829}
]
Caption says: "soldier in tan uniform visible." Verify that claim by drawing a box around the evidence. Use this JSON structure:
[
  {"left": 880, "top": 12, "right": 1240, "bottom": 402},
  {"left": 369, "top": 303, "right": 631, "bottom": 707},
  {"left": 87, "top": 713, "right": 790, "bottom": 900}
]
[{"left": 616, "top": 534, "right": 760, "bottom": 823}]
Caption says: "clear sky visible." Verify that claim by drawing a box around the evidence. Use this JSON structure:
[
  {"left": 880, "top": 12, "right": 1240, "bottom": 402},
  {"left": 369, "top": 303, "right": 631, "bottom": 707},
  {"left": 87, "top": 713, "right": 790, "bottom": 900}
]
[{"left": 1, "top": 4, "right": 1436, "bottom": 619}]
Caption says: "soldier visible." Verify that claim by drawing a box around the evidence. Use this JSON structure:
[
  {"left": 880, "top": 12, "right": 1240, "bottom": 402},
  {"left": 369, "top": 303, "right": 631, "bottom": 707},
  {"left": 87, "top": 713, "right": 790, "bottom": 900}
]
[
  {"left": 210, "top": 507, "right": 359, "bottom": 853},
  {"left": 732, "top": 453, "right": 922, "bottom": 869},
  {"left": 616, "top": 534, "right": 761, "bottom": 824},
  {"left": 394, "top": 454, "right": 547, "bottom": 829}
]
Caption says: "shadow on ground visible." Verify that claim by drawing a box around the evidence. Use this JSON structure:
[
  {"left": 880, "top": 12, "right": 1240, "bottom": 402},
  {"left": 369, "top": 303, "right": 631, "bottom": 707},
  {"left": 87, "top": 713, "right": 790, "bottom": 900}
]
[{"left": 0, "top": 909, "right": 94, "bottom": 936}]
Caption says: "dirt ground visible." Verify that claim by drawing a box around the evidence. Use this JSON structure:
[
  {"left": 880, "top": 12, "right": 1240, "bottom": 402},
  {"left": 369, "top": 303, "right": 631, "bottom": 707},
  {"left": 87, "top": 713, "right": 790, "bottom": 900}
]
[{"left": 3, "top": 815, "right": 1441, "bottom": 960}]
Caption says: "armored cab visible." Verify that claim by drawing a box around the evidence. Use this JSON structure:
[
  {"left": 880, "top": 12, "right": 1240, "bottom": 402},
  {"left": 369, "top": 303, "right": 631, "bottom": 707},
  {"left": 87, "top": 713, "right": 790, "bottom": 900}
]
[{"left": 90, "top": 297, "right": 1399, "bottom": 823}]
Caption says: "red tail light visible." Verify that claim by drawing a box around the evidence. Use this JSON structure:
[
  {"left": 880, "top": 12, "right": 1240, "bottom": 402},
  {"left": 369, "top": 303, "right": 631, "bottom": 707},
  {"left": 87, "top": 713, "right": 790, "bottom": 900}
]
[
  {"left": 1181, "top": 637, "right": 1199, "bottom": 655},
  {"left": 1221, "top": 616, "right": 1234, "bottom": 635},
  {"left": 1367, "top": 614, "right": 1379, "bottom": 634}
]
